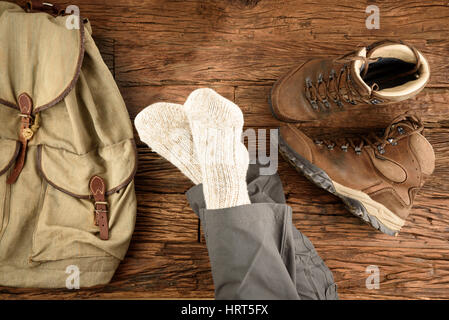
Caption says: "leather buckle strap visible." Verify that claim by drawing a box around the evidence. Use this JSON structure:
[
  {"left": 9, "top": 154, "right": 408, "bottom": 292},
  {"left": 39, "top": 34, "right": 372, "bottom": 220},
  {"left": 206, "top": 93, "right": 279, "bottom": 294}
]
[
  {"left": 89, "top": 175, "right": 109, "bottom": 240},
  {"left": 7, "top": 93, "right": 33, "bottom": 185},
  {"left": 94, "top": 201, "right": 108, "bottom": 224}
]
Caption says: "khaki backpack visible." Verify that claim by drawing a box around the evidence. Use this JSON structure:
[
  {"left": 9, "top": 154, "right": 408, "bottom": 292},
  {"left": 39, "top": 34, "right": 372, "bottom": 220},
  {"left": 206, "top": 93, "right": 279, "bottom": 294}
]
[{"left": 0, "top": 2, "right": 137, "bottom": 288}]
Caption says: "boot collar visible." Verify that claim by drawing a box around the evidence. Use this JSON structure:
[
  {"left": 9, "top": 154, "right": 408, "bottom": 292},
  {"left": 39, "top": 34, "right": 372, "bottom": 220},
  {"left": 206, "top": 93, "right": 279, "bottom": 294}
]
[{"left": 349, "top": 41, "right": 429, "bottom": 102}]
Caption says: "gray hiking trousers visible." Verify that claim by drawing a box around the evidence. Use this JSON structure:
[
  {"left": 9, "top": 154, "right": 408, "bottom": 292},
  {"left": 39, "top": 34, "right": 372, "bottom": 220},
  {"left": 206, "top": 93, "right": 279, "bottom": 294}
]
[{"left": 186, "top": 164, "right": 338, "bottom": 300}]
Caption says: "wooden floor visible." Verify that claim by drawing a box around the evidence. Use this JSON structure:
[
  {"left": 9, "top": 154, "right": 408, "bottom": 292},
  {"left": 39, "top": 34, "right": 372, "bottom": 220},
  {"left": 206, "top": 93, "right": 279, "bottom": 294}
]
[{"left": 2, "top": 0, "right": 449, "bottom": 299}]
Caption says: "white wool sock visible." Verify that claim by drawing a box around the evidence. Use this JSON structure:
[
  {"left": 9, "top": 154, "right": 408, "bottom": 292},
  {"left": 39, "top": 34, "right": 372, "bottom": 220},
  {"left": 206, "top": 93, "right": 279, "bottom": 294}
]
[
  {"left": 134, "top": 102, "right": 202, "bottom": 185},
  {"left": 185, "top": 88, "right": 251, "bottom": 209}
]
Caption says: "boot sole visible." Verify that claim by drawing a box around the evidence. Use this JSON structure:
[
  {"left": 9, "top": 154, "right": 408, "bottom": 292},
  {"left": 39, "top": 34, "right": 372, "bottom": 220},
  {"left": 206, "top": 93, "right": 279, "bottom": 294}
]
[{"left": 278, "top": 134, "right": 404, "bottom": 236}]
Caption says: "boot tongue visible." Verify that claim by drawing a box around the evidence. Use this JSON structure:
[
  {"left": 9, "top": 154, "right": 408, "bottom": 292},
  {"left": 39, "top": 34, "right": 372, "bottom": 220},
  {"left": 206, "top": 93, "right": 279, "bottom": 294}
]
[{"left": 350, "top": 47, "right": 372, "bottom": 97}]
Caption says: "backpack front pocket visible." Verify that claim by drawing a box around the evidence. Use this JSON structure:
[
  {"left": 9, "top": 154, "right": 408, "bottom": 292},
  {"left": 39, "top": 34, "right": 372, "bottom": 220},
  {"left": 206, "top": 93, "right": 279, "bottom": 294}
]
[
  {"left": 31, "top": 139, "right": 137, "bottom": 262},
  {"left": 0, "top": 138, "right": 20, "bottom": 236}
]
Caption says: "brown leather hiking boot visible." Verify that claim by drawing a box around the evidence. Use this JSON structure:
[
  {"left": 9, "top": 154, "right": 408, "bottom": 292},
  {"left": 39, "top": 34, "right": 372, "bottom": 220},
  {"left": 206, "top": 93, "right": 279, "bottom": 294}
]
[
  {"left": 279, "top": 114, "right": 435, "bottom": 235},
  {"left": 270, "top": 40, "right": 430, "bottom": 122}
]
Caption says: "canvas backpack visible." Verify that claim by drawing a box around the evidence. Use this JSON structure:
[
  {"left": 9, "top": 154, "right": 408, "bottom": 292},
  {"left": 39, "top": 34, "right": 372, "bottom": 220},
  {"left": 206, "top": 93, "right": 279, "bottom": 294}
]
[{"left": 0, "top": 1, "right": 137, "bottom": 288}]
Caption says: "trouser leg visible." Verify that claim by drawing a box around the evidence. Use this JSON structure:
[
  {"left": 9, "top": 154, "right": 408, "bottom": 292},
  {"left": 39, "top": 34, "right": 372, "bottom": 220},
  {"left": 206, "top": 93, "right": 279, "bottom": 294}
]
[{"left": 186, "top": 164, "right": 338, "bottom": 300}]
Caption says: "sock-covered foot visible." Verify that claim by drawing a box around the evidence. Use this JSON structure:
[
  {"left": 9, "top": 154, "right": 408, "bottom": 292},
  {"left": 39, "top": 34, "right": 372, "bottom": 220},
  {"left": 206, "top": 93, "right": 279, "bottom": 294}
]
[
  {"left": 135, "top": 102, "right": 202, "bottom": 185},
  {"left": 185, "top": 88, "right": 251, "bottom": 209}
]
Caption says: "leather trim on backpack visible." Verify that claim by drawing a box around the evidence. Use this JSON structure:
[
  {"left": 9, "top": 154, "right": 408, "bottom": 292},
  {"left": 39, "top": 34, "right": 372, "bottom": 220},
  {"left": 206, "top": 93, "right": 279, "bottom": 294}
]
[{"left": 0, "top": 98, "right": 19, "bottom": 110}]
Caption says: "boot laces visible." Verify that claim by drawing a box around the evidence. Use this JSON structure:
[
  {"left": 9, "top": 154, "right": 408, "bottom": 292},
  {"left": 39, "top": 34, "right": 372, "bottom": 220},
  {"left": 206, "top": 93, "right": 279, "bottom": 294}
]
[
  {"left": 314, "top": 113, "right": 424, "bottom": 155},
  {"left": 304, "top": 55, "right": 378, "bottom": 111},
  {"left": 305, "top": 40, "right": 422, "bottom": 112}
]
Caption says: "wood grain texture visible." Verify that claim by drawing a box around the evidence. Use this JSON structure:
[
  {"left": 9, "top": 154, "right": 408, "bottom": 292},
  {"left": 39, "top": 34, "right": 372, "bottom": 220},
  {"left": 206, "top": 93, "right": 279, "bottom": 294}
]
[{"left": 2, "top": 0, "right": 449, "bottom": 300}]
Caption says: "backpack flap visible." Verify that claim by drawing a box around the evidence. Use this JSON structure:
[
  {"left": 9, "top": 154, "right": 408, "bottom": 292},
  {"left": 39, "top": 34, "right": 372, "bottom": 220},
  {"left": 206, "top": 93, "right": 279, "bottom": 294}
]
[{"left": 0, "top": 2, "right": 84, "bottom": 113}]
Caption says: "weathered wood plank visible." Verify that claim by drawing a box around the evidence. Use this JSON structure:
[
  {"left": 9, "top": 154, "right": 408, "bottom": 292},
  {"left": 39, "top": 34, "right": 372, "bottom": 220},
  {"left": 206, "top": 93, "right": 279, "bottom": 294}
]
[
  {"left": 73, "top": 0, "right": 449, "bottom": 44},
  {"left": 114, "top": 39, "right": 449, "bottom": 88},
  {"left": 40, "top": 0, "right": 449, "bottom": 87}
]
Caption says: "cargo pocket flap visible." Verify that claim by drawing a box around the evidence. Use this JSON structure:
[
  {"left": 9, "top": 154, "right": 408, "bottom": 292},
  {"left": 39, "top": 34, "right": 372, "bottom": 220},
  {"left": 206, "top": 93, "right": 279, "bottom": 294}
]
[
  {"left": 37, "top": 139, "right": 137, "bottom": 198},
  {"left": 0, "top": 139, "right": 20, "bottom": 176}
]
